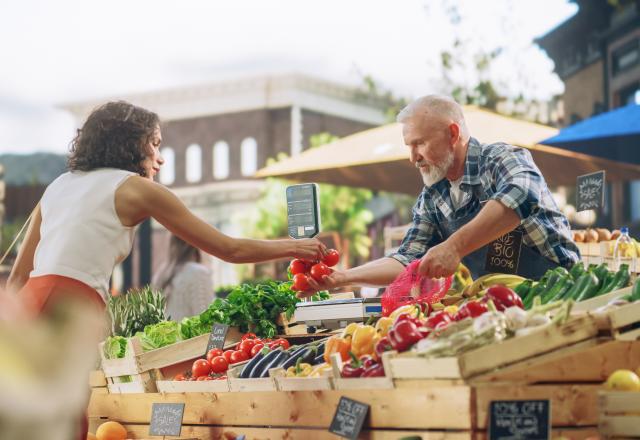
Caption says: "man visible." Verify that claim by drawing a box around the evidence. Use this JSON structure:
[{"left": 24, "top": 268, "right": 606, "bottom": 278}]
[{"left": 301, "top": 95, "right": 579, "bottom": 296}]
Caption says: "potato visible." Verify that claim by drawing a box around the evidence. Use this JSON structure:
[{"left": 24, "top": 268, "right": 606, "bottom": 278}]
[
  {"left": 573, "top": 231, "right": 585, "bottom": 242},
  {"left": 611, "top": 229, "right": 621, "bottom": 240},
  {"left": 596, "top": 228, "right": 612, "bottom": 241},
  {"left": 584, "top": 228, "right": 599, "bottom": 243}
]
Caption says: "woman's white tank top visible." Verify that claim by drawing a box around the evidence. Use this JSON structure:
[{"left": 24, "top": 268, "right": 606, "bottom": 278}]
[{"left": 31, "top": 168, "right": 138, "bottom": 301}]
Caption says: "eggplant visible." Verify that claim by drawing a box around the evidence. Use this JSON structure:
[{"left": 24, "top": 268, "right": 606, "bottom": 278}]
[
  {"left": 259, "top": 350, "right": 291, "bottom": 378},
  {"left": 240, "top": 348, "right": 269, "bottom": 379},
  {"left": 312, "top": 353, "right": 325, "bottom": 365},
  {"left": 280, "top": 345, "right": 318, "bottom": 370},
  {"left": 315, "top": 342, "right": 326, "bottom": 356},
  {"left": 249, "top": 348, "right": 282, "bottom": 378}
]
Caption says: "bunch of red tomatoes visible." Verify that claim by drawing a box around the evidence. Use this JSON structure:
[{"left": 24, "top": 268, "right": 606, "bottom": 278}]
[
  {"left": 289, "top": 248, "right": 340, "bottom": 291},
  {"left": 174, "top": 333, "right": 291, "bottom": 381}
]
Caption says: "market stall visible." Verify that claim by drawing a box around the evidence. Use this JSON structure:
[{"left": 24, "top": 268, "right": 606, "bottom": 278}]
[{"left": 87, "top": 254, "right": 640, "bottom": 439}]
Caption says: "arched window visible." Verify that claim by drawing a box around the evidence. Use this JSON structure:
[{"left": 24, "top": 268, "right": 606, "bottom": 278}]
[
  {"left": 241, "top": 137, "right": 258, "bottom": 176},
  {"left": 185, "top": 144, "right": 202, "bottom": 183},
  {"left": 158, "top": 147, "right": 175, "bottom": 185},
  {"left": 213, "top": 141, "right": 229, "bottom": 179}
]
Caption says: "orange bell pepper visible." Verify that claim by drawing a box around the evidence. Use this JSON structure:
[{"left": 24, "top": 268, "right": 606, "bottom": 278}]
[{"left": 323, "top": 334, "right": 351, "bottom": 364}]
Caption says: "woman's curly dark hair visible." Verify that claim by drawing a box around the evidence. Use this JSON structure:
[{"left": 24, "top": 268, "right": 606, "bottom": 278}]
[{"left": 68, "top": 101, "right": 160, "bottom": 176}]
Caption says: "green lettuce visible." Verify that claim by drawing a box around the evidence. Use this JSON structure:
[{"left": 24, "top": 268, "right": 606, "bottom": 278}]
[{"left": 103, "top": 335, "right": 128, "bottom": 359}]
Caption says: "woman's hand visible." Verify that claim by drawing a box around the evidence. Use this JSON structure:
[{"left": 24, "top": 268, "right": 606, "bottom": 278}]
[{"left": 291, "top": 238, "right": 327, "bottom": 261}]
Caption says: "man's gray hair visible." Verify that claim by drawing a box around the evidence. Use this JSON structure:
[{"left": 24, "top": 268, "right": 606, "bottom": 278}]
[{"left": 396, "top": 95, "right": 467, "bottom": 130}]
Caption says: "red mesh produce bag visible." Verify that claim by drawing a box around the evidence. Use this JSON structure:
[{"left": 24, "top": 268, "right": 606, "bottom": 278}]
[{"left": 381, "top": 259, "right": 453, "bottom": 316}]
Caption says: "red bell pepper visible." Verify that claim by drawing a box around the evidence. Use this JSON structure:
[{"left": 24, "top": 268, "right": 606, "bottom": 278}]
[
  {"left": 361, "top": 362, "right": 385, "bottom": 377},
  {"left": 374, "top": 336, "right": 393, "bottom": 360},
  {"left": 389, "top": 320, "right": 423, "bottom": 352},
  {"left": 341, "top": 352, "right": 365, "bottom": 378},
  {"left": 484, "top": 285, "right": 523, "bottom": 311},
  {"left": 393, "top": 312, "right": 421, "bottom": 326},
  {"left": 425, "top": 311, "right": 452, "bottom": 329},
  {"left": 454, "top": 300, "right": 489, "bottom": 321}
]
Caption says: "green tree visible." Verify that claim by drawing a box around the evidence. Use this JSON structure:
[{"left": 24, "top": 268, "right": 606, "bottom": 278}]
[{"left": 246, "top": 134, "right": 374, "bottom": 267}]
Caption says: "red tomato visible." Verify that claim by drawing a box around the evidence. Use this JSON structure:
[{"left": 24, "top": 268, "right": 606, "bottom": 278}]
[
  {"left": 241, "top": 332, "right": 258, "bottom": 341},
  {"left": 238, "top": 339, "right": 256, "bottom": 356},
  {"left": 250, "top": 343, "right": 265, "bottom": 357},
  {"left": 292, "top": 273, "right": 311, "bottom": 291},
  {"left": 269, "top": 338, "right": 290, "bottom": 350},
  {"left": 206, "top": 348, "right": 224, "bottom": 363},
  {"left": 192, "top": 359, "right": 211, "bottom": 378},
  {"left": 210, "top": 356, "right": 229, "bottom": 374},
  {"left": 197, "top": 375, "right": 213, "bottom": 381},
  {"left": 322, "top": 249, "right": 340, "bottom": 267},
  {"left": 174, "top": 373, "right": 186, "bottom": 381},
  {"left": 215, "top": 375, "right": 227, "bottom": 381},
  {"left": 289, "top": 259, "right": 308, "bottom": 275},
  {"left": 222, "top": 350, "right": 234, "bottom": 363},
  {"left": 310, "top": 263, "right": 331, "bottom": 281},
  {"left": 230, "top": 350, "right": 250, "bottom": 364}
]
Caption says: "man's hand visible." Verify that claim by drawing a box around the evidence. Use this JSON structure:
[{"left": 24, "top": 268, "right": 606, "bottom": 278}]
[
  {"left": 418, "top": 239, "right": 461, "bottom": 278},
  {"left": 295, "top": 270, "right": 348, "bottom": 299}
]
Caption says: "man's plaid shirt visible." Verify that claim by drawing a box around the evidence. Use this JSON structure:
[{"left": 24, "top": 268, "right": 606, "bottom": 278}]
[{"left": 389, "top": 137, "right": 580, "bottom": 268}]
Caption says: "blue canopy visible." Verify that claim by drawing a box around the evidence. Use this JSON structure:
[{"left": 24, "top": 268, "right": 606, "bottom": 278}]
[{"left": 541, "top": 104, "right": 640, "bottom": 165}]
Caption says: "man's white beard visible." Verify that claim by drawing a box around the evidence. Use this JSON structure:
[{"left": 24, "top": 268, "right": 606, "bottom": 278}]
[{"left": 419, "top": 151, "right": 454, "bottom": 186}]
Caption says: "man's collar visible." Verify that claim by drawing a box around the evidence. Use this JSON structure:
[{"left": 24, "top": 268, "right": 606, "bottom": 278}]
[{"left": 461, "top": 137, "right": 482, "bottom": 187}]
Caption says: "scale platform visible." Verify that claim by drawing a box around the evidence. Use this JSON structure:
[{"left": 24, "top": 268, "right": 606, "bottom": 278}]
[{"left": 294, "top": 298, "right": 382, "bottom": 331}]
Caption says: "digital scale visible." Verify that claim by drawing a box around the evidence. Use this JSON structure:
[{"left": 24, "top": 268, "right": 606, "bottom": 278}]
[
  {"left": 294, "top": 298, "right": 382, "bottom": 331},
  {"left": 286, "top": 184, "right": 382, "bottom": 331}
]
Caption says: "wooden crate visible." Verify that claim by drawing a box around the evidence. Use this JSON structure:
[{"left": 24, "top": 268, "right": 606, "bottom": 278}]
[
  {"left": 99, "top": 327, "right": 242, "bottom": 393},
  {"left": 599, "top": 391, "right": 640, "bottom": 438},
  {"left": 387, "top": 315, "right": 599, "bottom": 380},
  {"left": 275, "top": 376, "right": 334, "bottom": 391},
  {"left": 591, "top": 301, "right": 640, "bottom": 340},
  {"left": 471, "top": 339, "right": 640, "bottom": 384},
  {"left": 156, "top": 379, "right": 230, "bottom": 393},
  {"left": 573, "top": 285, "right": 633, "bottom": 313}
]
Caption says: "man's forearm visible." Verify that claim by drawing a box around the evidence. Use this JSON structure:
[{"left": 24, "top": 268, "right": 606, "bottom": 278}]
[
  {"left": 448, "top": 200, "right": 521, "bottom": 257},
  {"left": 344, "top": 257, "right": 405, "bottom": 287}
]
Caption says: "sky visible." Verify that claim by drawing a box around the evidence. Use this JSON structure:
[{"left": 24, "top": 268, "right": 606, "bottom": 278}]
[{"left": 0, "top": 0, "right": 578, "bottom": 154}]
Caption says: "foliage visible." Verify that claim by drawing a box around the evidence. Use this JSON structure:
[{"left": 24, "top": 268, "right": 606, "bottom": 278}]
[{"left": 107, "top": 285, "right": 166, "bottom": 337}]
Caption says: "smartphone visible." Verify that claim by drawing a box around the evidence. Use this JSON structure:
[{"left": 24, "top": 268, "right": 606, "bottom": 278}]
[{"left": 286, "top": 183, "right": 321, "bottom": 239}]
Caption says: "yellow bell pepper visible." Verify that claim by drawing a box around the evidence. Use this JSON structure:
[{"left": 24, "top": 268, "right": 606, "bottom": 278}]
[
  {"left": 340, "top": 322, "right": 359, "bottom": 339},
  {"left": 444, "top": 305, "right": 459, "bottom": 316},
  {"left": 351, "top": 324, "right": 376, "bottom": 357},
  {"left": 309, "top": 363, "right": 333, "bottom": 377},
  {"left": 374, "top": 317, "right": 393, "bottom": 337},
  {"left": 286, "top": 360, "right": 313, "bottom": 377}
]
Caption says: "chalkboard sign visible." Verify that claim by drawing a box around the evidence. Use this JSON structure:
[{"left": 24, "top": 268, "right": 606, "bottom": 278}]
[
  {"left": 329, "top": 396, "right": 369, "bottom": 439},
  {"left": 205, "top": 323, "right": 229, "bottom": 355},
  {"left": 489, "top": 400, "right": 550, "bottom": 440},
  {"left": 149, "top": 402, "right": 185, "bottom": 436},
  {"left": 484, "top": 230, "right": 523, "bottom": 274},
  {"left": 576, "top": 170, "right": 605, "bottom": 212}
]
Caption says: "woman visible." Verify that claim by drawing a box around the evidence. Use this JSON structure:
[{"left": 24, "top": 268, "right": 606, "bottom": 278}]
[
  {"left": 6, "top": 101, "right": 325, "bottom": 440},
  {"left": 7, "top": 100, "right": 326, "bottom": 314},
  {"left": 153, "top": 234, "right": 215, "bottom": 321}
]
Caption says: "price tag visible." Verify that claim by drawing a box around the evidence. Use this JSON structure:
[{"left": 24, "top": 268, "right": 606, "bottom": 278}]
[
  {"left": 576, "top": 170, "right": 605, "bottom": 212},
  {"left": 329, "top": 396, "right": 369, "bottom": 439},
  {"left": 149, "top": 402, "right": 185, "bottom": 437},
  {"left": 205, "top": 323, "right": 229, "bottom": 355},
  {"left": 489, "top": 400, "right": 550, "bottom": 440},
  {"left": 484, "top": 230, "right": 523, "bottom": 274}
]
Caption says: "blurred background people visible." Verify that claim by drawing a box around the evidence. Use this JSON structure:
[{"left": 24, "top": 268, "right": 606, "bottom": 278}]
[{"left": 153, "top": 234, "right": 215, "bottom": 320}]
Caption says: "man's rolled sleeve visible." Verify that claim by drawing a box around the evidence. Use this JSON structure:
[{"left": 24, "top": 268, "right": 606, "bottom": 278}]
[{"left": 387, "top": 201, "right": 437, "bottom": 266}]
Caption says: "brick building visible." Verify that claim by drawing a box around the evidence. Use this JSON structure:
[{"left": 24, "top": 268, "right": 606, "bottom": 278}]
[
  {"left": 536, "top": 0, "right": 640, "bottom": 123},
  {"left": 63, "top": 73, "right": 388, "bottom": 289}
]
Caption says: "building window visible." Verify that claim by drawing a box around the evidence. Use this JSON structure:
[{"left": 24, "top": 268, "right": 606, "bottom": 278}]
[
  {"left": 213, "top": 141, "right": 229, "bottom": 179},
  {"left": 613, "top": 39, "right": 640, "bottom": 76},
  {"left": 185, "top": 144, "right": 202, "bottom": 183},
  {"left": 241, "top": 137, "right": 258, "bottom": 176},
  {"left": 159, "top": 147, "right": 175, "bottom": 185}
]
